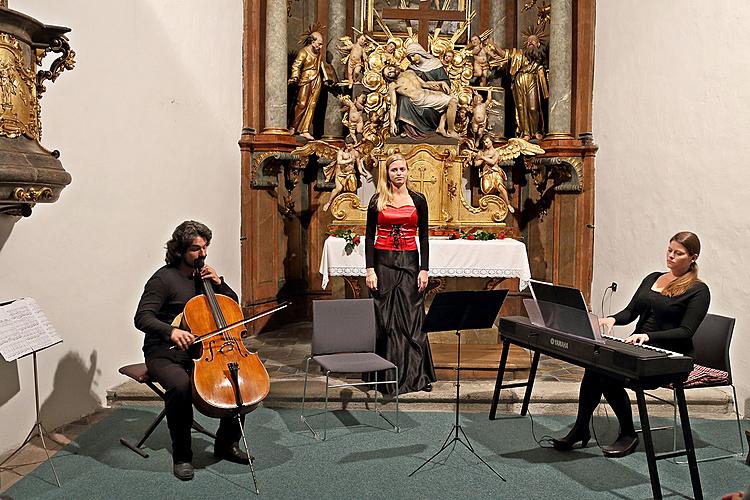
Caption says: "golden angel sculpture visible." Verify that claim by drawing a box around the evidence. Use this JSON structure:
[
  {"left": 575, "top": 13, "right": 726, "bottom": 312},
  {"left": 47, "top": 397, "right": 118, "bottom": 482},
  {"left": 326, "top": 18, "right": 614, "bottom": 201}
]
[{"left": 468, "top": 136, "right": 545, "bottom": 213}]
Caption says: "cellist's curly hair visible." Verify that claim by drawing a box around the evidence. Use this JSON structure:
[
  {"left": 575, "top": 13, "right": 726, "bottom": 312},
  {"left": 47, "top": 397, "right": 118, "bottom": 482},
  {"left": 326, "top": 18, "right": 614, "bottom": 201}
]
[{"left": 165, "top": 220, "right": 212, "bottom": 267}]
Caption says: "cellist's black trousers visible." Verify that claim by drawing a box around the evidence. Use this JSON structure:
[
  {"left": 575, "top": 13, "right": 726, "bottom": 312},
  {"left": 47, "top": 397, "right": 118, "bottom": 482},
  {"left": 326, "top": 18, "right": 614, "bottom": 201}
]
[{"left": 146, "top": 349, "right": 243, "bottom": 464}]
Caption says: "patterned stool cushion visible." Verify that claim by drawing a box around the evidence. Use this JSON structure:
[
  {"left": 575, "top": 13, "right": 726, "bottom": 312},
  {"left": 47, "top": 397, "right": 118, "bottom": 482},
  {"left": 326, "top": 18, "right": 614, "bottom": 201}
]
[{"left": 683, "top": 363, "right": 729, "bottom": 388}]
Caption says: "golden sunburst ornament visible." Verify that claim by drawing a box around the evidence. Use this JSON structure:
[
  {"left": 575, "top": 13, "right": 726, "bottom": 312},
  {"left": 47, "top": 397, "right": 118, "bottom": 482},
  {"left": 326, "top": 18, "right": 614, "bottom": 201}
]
[{"left": 298, "top": 22, "right": 326, "bottom": 45}]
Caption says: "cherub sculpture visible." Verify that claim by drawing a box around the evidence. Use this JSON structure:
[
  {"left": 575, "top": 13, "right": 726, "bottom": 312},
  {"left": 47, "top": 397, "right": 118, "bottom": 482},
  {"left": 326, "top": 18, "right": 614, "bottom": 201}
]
[
  {"left": 469, "top": 91, "right": 502, "bottom": 140},
  {"left": 338, "top": 33, "right": 370, "bottom": 87},
  {"left": 467, "top": 33, "right": 501, "bottom": 87},
  {"left": 339, "top": 94, "right": 366, "bottom": 143}
]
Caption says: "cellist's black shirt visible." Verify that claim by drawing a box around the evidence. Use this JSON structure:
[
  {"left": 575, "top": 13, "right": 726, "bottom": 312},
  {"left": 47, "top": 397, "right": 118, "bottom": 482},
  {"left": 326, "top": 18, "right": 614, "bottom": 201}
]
[{"left": 134, "top": 265, "right": 238, "bottom": 357}]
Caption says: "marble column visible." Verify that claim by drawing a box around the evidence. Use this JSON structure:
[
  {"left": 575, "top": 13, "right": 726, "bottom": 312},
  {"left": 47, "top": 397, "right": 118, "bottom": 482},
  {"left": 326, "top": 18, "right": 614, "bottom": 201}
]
[
  {"left": 547, "top": 0, "right": 573, "bottom": 138},
  {"left": 488, "top": 0, "right": 507, "bottom": 138},
  {"left": 323, "top": 0, "right": 346, "bottom": 139},
  {"left": 353, "top": 0, "right": 363, "bottom": 34},
  {"left": 489, "top": 1, "right": 505, "bottom": 49},
  {"left": 264, "top": 0, "right": 288, "bottom": 131}
]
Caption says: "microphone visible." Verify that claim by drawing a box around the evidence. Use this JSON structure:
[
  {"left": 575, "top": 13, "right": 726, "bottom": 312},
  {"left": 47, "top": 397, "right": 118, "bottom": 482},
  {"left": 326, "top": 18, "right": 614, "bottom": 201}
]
[{"left": 600, "top": 281, "right": 617, "bottom": 316}]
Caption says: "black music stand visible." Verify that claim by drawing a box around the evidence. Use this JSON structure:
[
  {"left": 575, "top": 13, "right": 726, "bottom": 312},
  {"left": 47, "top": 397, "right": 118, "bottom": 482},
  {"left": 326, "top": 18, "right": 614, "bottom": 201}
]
[{"left": 409, "top": 290, "right": 508, "bottom": 479}]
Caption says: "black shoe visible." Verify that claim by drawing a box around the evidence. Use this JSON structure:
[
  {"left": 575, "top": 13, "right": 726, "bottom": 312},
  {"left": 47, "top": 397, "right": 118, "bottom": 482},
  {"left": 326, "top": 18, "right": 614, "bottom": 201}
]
[
  {"left": 423, "top": 383, "right": 433, "bottom": 392},
  {"left": 173, "top": 462, "right": 194, "bottom": 481},
  {"left": 602, "top": 434, "right": 638, "bottom": 458},
  {"left": 551, "top": 427, "right": 591, "bottom": 451},
  {"left": 214, "top": 442, "right": 252, "bottom": 464}
]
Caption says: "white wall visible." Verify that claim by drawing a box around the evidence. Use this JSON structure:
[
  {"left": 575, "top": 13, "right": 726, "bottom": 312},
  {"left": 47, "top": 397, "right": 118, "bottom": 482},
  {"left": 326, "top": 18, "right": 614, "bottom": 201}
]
[
  {"left": 0, "top": 0, "right": 242, "bottom": 452},
  {"left": 593, "top": 2, "right": 750, "bottom": 416}
]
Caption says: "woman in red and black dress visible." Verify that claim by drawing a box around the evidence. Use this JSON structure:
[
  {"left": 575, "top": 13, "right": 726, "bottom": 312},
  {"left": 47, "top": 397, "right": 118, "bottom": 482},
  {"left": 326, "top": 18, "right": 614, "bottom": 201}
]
[{"left": 365, "top": 152, "right": 436, "bottom": 394}]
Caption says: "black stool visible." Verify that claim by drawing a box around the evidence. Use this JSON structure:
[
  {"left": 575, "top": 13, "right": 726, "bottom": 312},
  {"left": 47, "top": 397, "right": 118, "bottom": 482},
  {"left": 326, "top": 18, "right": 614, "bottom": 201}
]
[{"left": 118, "top": 363, "right": 216, "bottom": 458}]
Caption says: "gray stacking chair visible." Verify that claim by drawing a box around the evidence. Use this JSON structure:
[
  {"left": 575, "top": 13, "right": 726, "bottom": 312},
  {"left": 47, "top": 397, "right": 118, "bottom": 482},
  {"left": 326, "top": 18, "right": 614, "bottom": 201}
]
[
  {"left": 643, "top": 313, "right": 744, "bottom": 463},
  {"left": 300, "top": 299, "right": 399, "bottom": 440}
]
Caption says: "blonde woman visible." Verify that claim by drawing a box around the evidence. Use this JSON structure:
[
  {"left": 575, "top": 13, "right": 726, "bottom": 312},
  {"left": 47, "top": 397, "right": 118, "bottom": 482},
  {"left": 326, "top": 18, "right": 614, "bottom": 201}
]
[
  {"left": 364, "top": 153, "right": 435, "bottom": 394},
  {"left": 553, "top": 231, "right": 710, "bottom": 458}
]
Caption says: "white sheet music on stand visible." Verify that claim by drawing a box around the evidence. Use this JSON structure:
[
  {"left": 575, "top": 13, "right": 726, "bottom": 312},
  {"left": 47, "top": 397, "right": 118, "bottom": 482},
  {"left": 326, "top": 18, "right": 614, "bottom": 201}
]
[{"left": 0, "top": 297, "right": 62, "bottom": 362}]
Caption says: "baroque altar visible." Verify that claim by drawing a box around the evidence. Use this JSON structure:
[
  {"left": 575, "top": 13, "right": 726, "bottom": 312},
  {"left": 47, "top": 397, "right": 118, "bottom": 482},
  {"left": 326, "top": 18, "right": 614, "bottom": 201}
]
[{"left": 240, "top": 0, "right": 598, "bottom": 332}]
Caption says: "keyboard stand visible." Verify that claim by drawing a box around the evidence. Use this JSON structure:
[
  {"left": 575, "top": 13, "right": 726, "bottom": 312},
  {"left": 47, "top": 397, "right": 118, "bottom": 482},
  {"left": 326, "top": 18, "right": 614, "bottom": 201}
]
[{"left": 489, "top": 333, "right": 703, "bottom": 500}]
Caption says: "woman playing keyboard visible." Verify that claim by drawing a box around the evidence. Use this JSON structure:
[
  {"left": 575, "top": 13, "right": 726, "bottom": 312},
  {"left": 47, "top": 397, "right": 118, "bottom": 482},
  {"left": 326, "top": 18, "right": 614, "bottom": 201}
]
[{"left": 552, "top": 231, "right": 710, "bottom": 457}]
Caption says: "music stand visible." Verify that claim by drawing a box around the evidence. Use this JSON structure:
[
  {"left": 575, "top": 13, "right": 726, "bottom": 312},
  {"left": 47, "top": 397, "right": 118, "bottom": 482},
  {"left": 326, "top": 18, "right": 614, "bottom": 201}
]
[
  {"left": 0, "top": 299, "right": 63, "bottom": 488},
  {"left": 409, "top": 290, "right": 508, "bottom": 479}
]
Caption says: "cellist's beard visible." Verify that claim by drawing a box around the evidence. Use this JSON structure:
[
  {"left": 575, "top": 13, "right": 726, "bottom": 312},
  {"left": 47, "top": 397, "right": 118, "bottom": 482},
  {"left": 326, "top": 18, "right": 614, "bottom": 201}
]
[{"left": 193, "top": 257, "right": 206, "bottom": 270}]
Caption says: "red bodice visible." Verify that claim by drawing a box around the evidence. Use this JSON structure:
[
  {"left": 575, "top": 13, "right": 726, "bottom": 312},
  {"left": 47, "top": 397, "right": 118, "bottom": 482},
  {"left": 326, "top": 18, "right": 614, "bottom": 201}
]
[{"left": 374, "top": 205, "right": 418, "bottom": 251}]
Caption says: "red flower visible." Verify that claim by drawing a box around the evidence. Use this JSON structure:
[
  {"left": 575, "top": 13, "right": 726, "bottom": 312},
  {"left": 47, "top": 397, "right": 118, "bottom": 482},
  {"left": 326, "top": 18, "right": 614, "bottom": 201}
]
[
  {"left": 467, "top": 234, "right": 476, "bottom": 240},
  {"left": 498, "top": 233, "right": 506, "bottom": 240},
  {"left": 352, "top": 235, "right": 361, "bottom": 245}
]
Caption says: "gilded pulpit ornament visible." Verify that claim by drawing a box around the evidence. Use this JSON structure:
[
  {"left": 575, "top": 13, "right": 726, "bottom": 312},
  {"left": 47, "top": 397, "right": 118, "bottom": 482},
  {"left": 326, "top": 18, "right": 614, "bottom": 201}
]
[
  {"left": 0, "top": 33, "right": 39, "bottom": 139},
  {"left": 0, "top": 7, "right": 74, "bottom": 216}
]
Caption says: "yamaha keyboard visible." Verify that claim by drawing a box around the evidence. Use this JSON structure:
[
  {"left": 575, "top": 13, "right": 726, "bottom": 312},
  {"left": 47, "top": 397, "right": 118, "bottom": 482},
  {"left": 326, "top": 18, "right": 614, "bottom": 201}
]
[
  {"left": 488, "top": 316, "right": 703, "bottom": 500},
  {"left": 496, "top": 316, "right": 694, "bottom": 385}
]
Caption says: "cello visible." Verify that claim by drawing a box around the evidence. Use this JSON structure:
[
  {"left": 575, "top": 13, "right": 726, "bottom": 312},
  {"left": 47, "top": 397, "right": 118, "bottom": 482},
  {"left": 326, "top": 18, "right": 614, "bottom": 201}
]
[{"left": 182, "top": 259, "right": 271, "bottom": 419}]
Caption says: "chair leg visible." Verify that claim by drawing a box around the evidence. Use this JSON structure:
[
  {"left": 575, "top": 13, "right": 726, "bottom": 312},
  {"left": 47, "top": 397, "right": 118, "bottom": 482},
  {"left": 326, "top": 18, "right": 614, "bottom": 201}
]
[
  {"left": 323, "top": 371, "right": 331, "bottom": 441},
  {"left": 300, "top": 357, "right": 319, "bottom": 439},
  {"left": 672, "top": 388, "right": 678, "bottom": 460},
  {"left": 676, "top": 383, "right": 745, "bottom": 464},
  {"left": 731, "top": 385, "right": 746, "bottom": 456},
  {"left": 119, "top": 407, "right": 168, "bottom": 458},
  {"left": 394, "top": 366, "right": 399, "bottom": 433}
]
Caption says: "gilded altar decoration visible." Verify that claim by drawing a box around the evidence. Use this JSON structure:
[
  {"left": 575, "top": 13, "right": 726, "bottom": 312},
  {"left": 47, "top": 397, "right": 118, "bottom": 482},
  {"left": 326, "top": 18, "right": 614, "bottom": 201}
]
[
  {"left": 0, "top": 33, "right": 40, "bottom": 140},
  {"left": 300, "top": 139, "right": 543, "bottom": 231}
]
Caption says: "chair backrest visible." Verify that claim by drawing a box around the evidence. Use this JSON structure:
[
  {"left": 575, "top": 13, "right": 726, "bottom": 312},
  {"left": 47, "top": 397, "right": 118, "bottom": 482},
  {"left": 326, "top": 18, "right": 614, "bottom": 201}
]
[
  {"left": 312, "top": 299, "right": 378, "bottom": 356},
  {"left": 692, "top": 313, "right": 735, "bottom": 380}
]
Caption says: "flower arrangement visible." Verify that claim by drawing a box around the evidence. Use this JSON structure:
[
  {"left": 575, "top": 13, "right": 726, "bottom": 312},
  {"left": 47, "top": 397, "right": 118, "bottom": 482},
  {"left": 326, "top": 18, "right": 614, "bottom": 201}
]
[
  {"left": 329, "top": 228, "right": 361, "bottom": 255},
  {"left": 449, "top": 228, "right": 506, "bottom": 241}
]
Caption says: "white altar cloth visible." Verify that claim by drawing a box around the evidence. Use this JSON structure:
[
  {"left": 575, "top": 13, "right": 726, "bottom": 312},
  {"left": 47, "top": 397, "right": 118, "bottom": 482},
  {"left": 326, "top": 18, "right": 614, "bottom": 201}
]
[{"left": 320, "top": 236, "right": 531, "bottom": 290}]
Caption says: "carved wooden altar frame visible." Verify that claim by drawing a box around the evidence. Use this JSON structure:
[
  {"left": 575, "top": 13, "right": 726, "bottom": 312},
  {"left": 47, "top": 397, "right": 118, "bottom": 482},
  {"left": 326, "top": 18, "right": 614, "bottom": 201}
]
[{"left": 240, "top": 0, "right": 597, "bottom": 332}]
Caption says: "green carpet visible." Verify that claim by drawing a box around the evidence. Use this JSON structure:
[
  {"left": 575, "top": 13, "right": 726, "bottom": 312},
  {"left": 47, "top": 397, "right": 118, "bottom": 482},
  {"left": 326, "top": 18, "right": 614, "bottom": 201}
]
[{"left": 4, "top": 406, "right": 748, "bottom": 499}]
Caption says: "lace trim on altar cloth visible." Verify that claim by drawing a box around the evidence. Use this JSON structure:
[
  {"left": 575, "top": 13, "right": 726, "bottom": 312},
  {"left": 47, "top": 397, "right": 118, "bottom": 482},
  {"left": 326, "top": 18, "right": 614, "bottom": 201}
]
[
  {"left": 327, "top": 267, "right": 527, "bottom": 278},
  {"left": 328, "top": 267, "right": 367, "bottom": 276}
]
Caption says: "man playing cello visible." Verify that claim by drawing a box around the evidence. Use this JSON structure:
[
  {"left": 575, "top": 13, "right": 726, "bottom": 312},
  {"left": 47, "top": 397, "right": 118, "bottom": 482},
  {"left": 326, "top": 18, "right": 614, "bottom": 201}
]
[{"left": 134, "top": 220, "right": 249, "bottom": 480}]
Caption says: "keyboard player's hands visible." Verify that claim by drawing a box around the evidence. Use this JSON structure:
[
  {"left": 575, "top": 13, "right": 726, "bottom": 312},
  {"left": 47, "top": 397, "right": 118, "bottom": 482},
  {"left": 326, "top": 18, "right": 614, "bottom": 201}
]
[
  {"left": 598, "top": 316, "right": 615, "bottom": 335},
  {"left": 624, "top": 333, "right": 650, "bottom": 345}
]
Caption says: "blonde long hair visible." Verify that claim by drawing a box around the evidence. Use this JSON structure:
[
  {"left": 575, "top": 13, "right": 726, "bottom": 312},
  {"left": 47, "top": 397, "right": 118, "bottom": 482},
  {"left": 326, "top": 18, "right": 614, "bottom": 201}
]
[
  {"left": 662, "top": 231, "right": 702, "bottom": 297},
  {"left": 376, "top": 153, "right": 411, "bottom": 211}
]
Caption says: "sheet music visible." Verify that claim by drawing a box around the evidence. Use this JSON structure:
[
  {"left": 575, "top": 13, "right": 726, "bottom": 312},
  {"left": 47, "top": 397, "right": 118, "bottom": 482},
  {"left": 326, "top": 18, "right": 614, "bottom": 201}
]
[{"left": 0, "top": 298, "right": 62, "bottom": 362}]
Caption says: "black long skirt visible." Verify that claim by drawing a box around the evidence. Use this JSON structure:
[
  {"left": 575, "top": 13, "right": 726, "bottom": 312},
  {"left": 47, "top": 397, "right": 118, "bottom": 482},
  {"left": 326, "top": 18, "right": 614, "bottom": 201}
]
[{"left": 367, "top": 249, "right": 436, "bottom": 395}]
